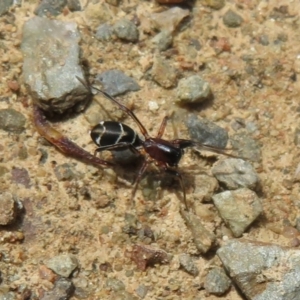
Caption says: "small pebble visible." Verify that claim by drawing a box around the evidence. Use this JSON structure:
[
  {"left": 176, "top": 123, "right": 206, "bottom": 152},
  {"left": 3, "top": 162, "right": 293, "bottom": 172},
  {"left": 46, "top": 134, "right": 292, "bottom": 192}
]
[
  {"left": 135, "top": 284, "right": 148, "bottom": 299},
  {"left": 41, "top": 278, "right": 74, "bottom": 300},
  {"left": 202, "top": 0, "right": 225, "bottom": 10},
  {"left": 294, "top": 126, "right": 300, "bottom": 146},
  {"left": 54, "top": 163, "right": 75, "bottom": 181},
  {"left": 211, "top": 158, "right": 259, "bottom": 190},
  {"left": 176, "top": 75, "right": 211, "bottom": 104},
  {"left": 150, "top": 7, "right": 189, "bottom": 33},
  {"left": 46, "top": 254, "right": 78, "bottom": 277},
  {"left": 39, "top": 265, "right": 57, "bottom": 283},
  {"left": 152, "top": 30, "right": 173, "bottom": 51},
  {"left": 96, "top": 69, "right": 140, "bottom": 96},
  {"left": 152, "top": 56, "right": 177, "bottom": 88},
  {"left": 0, "top": 108, "right": 26, "bottom": 133},
  {"left": 0, "top": 192, "right": 17, "bottom": 225},
  {"left": 212, "top": 188, "right": 263, "bottom": 237},
  {"left": 180, "top": 209, "right": 216, "bottom": 253},
  {"left": 204, "top": 268, "right": 231, "bottom": 295},
  {"left": 186, "top": 114, "right": 228, "bottom": 148},
  {"left": 34, "top": 0, "right": 67, "bottom": 17},
  {"left": 179, "top": 253, "right": 199, "bottom": 276},
  {"left": 230, "top": 132, "right": 262, "bottom": 162},
  {"left": 223, "top": 9, "right": 243, "bottom": 28},
  {"left": 0, "top": 0, "right": 14, "bottom": 17},
  {"left": 282, "top": 226, "right": 299, "bottom": 239},
  {"left": 113, "top": 18, "right": 139, "bottom": 42},
  {"left": 67, "top": 0, "right": 81, "bottom": 11},
  {"left": 0, "top": 166, "right": 8, "bottom": 177},
  {"left": 106, "top": 278, "right": 125, "bottom": 292},
  {"left": 11, "top": 167, "right": 31, "bottom": 188},
  {"left": 95, "top": 23, "right": 114, "bottom": 41},
  {"left": 258, "top": 35, "right": 269, "bottom": 46}
]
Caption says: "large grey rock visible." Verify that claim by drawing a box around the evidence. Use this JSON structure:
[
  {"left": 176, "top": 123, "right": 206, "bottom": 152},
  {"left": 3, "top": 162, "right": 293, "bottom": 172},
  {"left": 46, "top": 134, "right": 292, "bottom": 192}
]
[
  {"left": 21, "top": 17, "right": 89, "bottom": 113},
  {"left": 218, "top": 239, "right": 300, "bottom": 300}
]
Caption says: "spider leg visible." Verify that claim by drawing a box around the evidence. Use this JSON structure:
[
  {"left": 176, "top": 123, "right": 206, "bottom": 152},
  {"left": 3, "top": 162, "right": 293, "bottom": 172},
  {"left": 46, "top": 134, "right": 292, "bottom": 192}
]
[
  {"left": 76, "top": 76, "right": 150, "bottom": 139},
  {"left": 160, "top": 163, "right": 188, "bottom": 210},
  {"left": 131, "top": 159, "right": 150, "bottom": 206},
  {"left": 156, "top": 116, "right": 169, "bottom": 139},
  {"left": 94, "top": 142, "right": 141, "bottom": 156}
]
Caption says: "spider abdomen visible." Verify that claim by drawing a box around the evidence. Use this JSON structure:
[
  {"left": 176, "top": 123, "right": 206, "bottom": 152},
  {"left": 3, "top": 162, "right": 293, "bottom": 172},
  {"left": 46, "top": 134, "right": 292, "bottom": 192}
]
[{"left": 91, "top": 121, "right": 142, "bottom": 148}]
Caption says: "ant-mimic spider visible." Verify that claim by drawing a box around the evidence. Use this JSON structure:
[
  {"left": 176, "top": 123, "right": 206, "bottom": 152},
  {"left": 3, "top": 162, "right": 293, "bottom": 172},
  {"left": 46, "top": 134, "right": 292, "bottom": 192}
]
[{"left": 77, "top": 77, "right": 238, "bottom": 209}]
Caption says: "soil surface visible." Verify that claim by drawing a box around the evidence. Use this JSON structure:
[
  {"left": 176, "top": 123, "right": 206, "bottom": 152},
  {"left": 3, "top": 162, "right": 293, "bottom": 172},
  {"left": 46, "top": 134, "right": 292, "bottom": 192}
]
[{"left": 1, "top": 1, "right": 300, "bottom": 299}]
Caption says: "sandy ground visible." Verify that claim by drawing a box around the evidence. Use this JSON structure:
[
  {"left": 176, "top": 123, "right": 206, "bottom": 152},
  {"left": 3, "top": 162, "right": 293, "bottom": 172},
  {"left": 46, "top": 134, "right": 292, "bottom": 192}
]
[{"left": 1, "top": 0, "right": 300, "bottom": 299}]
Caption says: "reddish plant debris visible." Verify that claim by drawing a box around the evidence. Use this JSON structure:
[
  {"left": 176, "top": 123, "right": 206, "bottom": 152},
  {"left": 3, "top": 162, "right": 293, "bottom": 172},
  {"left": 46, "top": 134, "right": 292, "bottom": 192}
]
[
  {"left": 210, "top": 37, "right": 231, "bottom": 54},
  {"left": 99, "top": 262, "right": 113, "bottom": 273},
  {"left": 39, "top": 265, "right": 57, "bottom": 283},
  {"left": 7, "top": 80, "right": 20, "bottom": 92},
  {"left": 129, "top": 245, "right": 170, "bottom": 271}
]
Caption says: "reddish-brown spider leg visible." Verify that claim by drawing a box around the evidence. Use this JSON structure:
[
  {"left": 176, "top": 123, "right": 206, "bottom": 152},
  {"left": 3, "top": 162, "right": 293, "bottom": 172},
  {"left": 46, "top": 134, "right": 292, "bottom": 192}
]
[
  {"left": 161, "top": 164, "right": 188, "bottom": 210},
  {"left": 156, "top": 116, "right": 169, "bottom": 139},
  {"left": 32, "top": 105, "right": 113, "bottom": 168},
  {"left": 131, "top": 159, "right": 150, "bottom": 203}
]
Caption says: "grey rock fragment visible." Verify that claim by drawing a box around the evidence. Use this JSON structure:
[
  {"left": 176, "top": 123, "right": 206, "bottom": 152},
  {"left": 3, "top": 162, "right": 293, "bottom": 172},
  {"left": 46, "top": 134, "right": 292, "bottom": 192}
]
[
  {"left": 95, "top": 23, "right": 114, "bottom": 41},
  {"left": 152, "top": 56, "right": 177, "bottom": 88},
  {"left": 0, "top": 291, "right": 16, "bottom": 300},
  {"left": 46, "top": 254, "right": 78, "bottom": 277},
  {"left": 135, "top": 285, "right": 148, "bottom": 298},
  {"left": 193, "top": 174, "right": 219, "bottom": 203},
  {"left": 294, "top": 125, "right": 300, "bottom": 146},
  {"left": 35, "top": 0, "right": 67, "bottom": 17},
  {"left": 106, "top": 278, "right": 125, "bottom": 292},
  {"left": 11, "top": 167, "right": 31, "bottom": 188},
  {"left": 41, "top": 278, "right": 74, "bottom": 300},
  {"left": 211, "top": 158, "right": 259, "bottom": 190},
  {"left": 150, "top": 7, "right": 189, "bottom": 33},
  {"left": 54, "top": 163, "right": 75, "bottom": 181},
  {"left": 217, "top": 239, "right": 300, "bottom": 300},
  {"left": 111, "top": 291, "right": 138, "bottom": 300},
  {"left": 180, "top": 209, "right": 216, "bottom": 253},
  {"left": 212, "top": 188, "right": 263, "bottom": 237},
  {"left": 0, "top": 109, "right": 26, "bottom": 133},
  {"left": 223, "top": 9, "right": 243, "bottom": 28},
  {"left": 0, "top": 192, "right": 17, "bottom": 225},
  {"left": 67, "top": 0, "right": 81, "bottom": 11},
  {"left": 96, "top": 69, "right": 140, "bottom": 96},
  {"left": 152, "top": 30, "right": 173, "bottom": 51},
  {"left": 0, "top": 0, "right": 13, "bottom": 16},
  {"left": 203, "top": 0, "right": 225, "bottom": 10},
  {"left": 186, "top": 114, "right": 228, "bottom": 148},
  {"left": 21, "top": 17, "right": 89, "bottom": 113},
  {"left": 204, "top": 267, "right": 231, "bottom": 295},
  {"left": 113, "top": 19, "right": 139, "bottom": 42},
  {"left": 179, "top": 253, "right": 199, "bottom": 276},
  {"left": 230, "top": 132, "right": 262, "bottom": 162},
  {"left": 176, "top": 75, "right": 211, "bottom": 104}
]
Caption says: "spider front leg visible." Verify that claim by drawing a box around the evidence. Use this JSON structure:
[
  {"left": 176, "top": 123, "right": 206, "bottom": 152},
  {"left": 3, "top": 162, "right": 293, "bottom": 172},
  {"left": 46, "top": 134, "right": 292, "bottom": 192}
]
[
  {"left": 156, "top": 116, "right": 169, "bottom": 139},
  {"left": 161, "top": 164, "right": 188, "bottom": 211},
  {"left": 32, "top": 105, "right": 113, "bottom": 168},
  {"left": 131, "top": 159, "right": 150, "bottom": 206}
]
